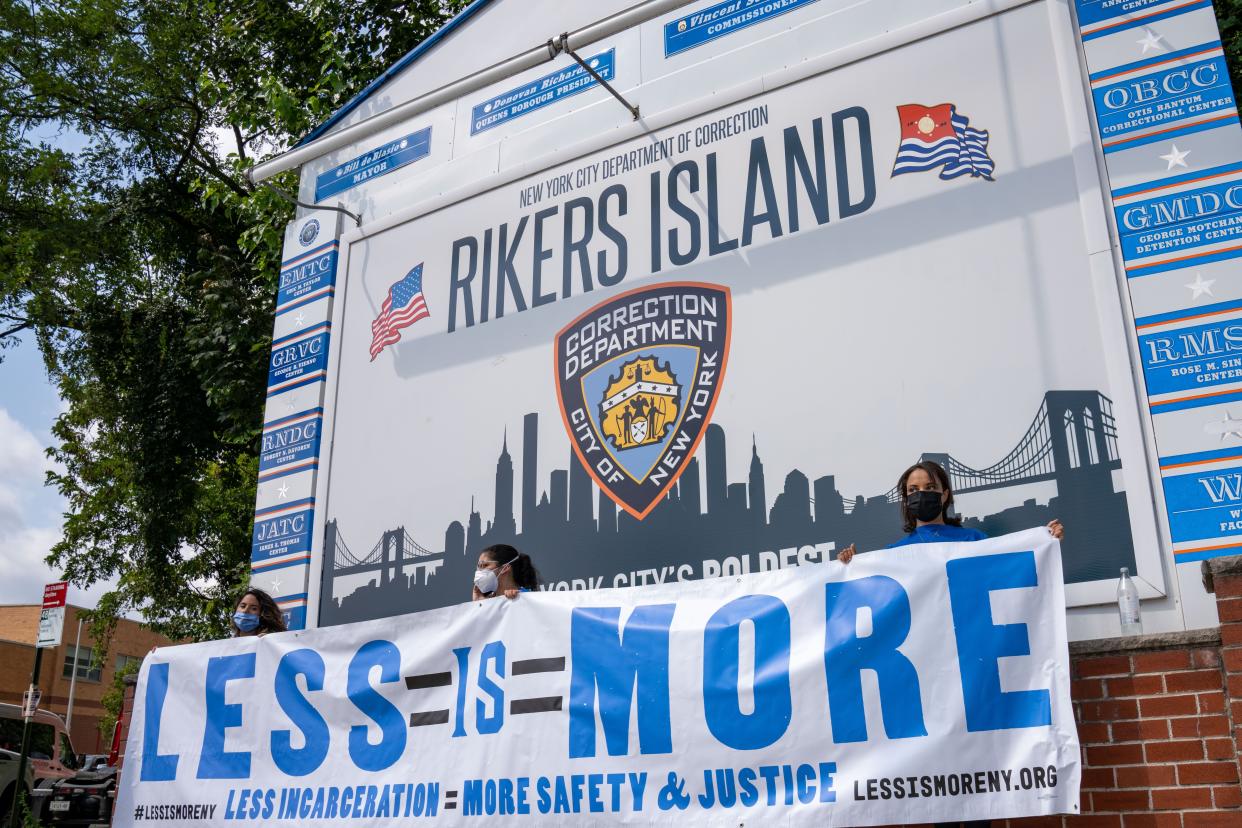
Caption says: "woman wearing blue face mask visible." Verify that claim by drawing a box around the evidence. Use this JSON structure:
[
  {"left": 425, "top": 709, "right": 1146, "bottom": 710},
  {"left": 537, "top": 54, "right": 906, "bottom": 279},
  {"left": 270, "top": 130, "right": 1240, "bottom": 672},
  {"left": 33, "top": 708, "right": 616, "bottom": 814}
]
[
  {"left": 837, "top": 460, "right": 1063, "bottom": 563},
  {"left": 472, "top": 544, "right": 540, "bottom": 601},
  {"left": 231, "top": 588, "right": 288, "bottom": 637}
]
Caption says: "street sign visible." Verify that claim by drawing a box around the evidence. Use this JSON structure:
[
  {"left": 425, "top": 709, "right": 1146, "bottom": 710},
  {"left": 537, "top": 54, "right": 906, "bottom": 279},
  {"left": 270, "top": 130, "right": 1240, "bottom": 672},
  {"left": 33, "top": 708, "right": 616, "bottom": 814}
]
[
  {"left": 36, "top": 581, "right": 68, "bottom": 648},
  {"left": 20, "top": 686, "right": 41, "bottom": 719}
]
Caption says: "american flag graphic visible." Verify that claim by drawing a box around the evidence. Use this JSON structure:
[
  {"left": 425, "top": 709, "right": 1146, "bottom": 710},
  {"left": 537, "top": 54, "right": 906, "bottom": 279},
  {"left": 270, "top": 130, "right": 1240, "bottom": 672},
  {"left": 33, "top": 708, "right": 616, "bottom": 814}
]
[
  {"left": 892, "top": 103, "right": 995, "bottom": 181},
  {"left": 369, "top": 263, "right": 430, "bottom": 361}
]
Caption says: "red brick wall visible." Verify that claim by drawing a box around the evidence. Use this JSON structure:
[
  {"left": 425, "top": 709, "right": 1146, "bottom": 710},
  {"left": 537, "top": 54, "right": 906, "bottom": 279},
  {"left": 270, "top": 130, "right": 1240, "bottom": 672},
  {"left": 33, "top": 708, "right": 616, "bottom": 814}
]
[{"left": 999, "top": 557, "right": 1242, "bottom": 828}]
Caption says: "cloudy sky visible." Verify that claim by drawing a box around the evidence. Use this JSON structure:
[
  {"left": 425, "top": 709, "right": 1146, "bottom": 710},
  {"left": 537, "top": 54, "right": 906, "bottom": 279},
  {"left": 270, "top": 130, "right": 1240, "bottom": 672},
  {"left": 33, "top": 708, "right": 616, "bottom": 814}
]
[{"left": 0, "top": 342, "right": 114, "bottom": 609}]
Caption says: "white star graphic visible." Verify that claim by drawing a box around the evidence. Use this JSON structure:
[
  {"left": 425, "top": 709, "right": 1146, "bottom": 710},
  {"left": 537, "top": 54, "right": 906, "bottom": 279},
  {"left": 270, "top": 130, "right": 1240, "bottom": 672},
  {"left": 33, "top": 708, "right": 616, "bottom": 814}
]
[
  {"left": 294, "top": 311, "right": 306, "bottom": 328},
  {"left": 277, "top": 482, "right": 290, "bottom": 499},
  {"left": 1159, "top": 144, "right": 1190, "bottom": 170},
  {"left": 269, "top": 578, "right": 282, "bottom": 592},
  {"left": 1185, "top": 273, "right": 1215, "bottom": 300},
  {"left": 1136, "top": 29, "right": 1164, "bottom": 54},
  {"left": 284, "top": 394, "right": 296, "bottom": 411},
  {"left": 1205, "top": 410, "right": 1242, "bottom": 441}
]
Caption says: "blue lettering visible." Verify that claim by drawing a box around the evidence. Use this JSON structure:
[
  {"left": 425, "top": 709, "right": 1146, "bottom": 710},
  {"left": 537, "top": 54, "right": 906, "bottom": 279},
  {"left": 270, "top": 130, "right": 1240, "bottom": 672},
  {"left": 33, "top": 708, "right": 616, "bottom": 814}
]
[
  {"left": 140, "top": 662, "right": 179, "bottom": 781},
  {"left": 452, "top": 646, "right": 470, "bottom": 737},
  {"left": 463, "top": 780, "right": 484, "bottom": 816},
  {"left": 819, "top": 762, "right": 837, "bottom": 802},
  {"left": 197, "top": 654, "right": 255, "bottom": 778},
  {"left": 537, "top": 777, "right": 552, "bottom": 813},
  {"left": 947, "top": 551, "right": 1052, "bottom": 731},
  {"left": 476, "top": 641, "right": 506, "bottom": 734},
  {"left": 823, "top": 576, "right": 927, "bottom": 742},
  {"left": 271, "top": 649, "right": 330, "bottom": 775},
  {"left": 517, "top": 777, "right": 531, "bottom": 815},
  {"left": 347, "top": 641, "right": 406, "bottom": 771},
  {"left": 703, "top": 595, "right": 792, "bottom": 749},
  {"left": 569, "top": 605, "right": 675, "bottom": 758},
  {"left": 738, "top": 767, "right": 758, "bottom": 806}
]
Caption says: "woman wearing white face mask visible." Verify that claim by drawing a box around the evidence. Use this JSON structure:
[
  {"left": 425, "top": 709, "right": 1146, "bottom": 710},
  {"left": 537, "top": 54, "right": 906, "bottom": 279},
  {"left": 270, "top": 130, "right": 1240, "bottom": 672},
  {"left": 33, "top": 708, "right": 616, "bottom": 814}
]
[{"left": 472, "top": 544, "right": 541, "bottom": 601}]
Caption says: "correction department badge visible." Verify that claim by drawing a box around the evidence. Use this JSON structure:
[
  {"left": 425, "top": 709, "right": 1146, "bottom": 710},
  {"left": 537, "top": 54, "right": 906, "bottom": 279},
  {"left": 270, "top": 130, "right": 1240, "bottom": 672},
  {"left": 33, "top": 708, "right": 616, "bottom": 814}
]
[{"left": 554, "top": 282, "right": 730, "bottom": 520}]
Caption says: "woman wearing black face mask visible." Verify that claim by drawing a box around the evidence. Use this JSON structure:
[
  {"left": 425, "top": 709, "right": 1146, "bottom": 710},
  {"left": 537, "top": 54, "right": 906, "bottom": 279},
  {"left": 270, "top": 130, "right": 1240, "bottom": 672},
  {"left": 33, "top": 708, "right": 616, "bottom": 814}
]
[{"left": 837, "top": 460, "right": 1063, "bottom": 562}]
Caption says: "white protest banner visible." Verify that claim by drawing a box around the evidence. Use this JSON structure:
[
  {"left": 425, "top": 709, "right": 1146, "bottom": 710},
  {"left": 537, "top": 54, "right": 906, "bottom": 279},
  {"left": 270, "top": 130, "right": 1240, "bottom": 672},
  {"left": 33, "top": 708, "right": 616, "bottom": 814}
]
[{"left": 115, "top": 528, "right": 1079, "bottom": 826}]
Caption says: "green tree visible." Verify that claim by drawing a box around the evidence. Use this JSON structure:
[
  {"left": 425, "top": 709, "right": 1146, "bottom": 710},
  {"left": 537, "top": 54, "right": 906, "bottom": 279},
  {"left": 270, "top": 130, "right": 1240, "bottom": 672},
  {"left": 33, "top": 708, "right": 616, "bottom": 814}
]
[{"left": 0, "top": 0, "right": 466, "bottom": 641}]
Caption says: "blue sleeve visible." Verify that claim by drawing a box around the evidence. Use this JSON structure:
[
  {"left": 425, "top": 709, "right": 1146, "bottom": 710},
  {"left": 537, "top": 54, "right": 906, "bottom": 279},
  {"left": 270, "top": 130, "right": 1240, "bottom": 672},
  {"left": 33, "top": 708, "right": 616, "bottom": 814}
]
[{"left": 885, "top": 533, "right": 916, "bottom": 549}]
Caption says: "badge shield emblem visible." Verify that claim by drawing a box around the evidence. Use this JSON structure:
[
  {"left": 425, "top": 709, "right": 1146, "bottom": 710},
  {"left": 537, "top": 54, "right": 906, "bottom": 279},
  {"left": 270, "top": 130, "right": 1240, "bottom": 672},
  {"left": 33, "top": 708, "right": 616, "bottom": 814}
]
[{"left": 555, "top": 282, "right": 731, "bottom": 520}]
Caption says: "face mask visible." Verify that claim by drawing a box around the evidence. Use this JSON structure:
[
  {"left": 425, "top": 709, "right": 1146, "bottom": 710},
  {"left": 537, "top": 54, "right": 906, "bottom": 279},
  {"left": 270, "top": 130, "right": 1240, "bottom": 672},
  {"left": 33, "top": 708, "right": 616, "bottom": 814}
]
[
  {"left": 474, "top": 568, "right": 499, "bottom": 595},
  {"left": 907, "top": 490, "right": 945, "bottom": 523},
  {"left": 233, "top": 611, "right": 260, "bottom": 633}
]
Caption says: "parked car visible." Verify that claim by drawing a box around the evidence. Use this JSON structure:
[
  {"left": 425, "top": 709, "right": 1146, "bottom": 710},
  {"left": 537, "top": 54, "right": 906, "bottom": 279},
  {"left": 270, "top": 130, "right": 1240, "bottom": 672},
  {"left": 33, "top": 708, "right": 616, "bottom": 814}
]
[
  {"left": 0, "top": 703, "right": 81, "bottom": 786},
  {"left": 79, "top": 755, "right": 109, "bottom": 774},
  {"left": 0, "top": 747, "right": 35, "bottom": 824},
  {"left": 44, "top": 763, "right": 117, "bottom": 827}
]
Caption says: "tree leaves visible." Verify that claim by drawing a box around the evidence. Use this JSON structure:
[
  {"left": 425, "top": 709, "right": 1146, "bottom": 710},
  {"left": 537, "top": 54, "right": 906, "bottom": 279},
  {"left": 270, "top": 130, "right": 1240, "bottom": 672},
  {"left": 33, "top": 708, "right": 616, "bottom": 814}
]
[{"left": 1, "top": 0, "right": 466, "bottom": 640}]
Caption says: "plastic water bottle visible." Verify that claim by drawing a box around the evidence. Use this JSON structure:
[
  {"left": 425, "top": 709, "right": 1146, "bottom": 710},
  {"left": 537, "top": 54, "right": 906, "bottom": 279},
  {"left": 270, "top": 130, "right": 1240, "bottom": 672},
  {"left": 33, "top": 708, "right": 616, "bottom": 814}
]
[{"left": 1117, "top": 567, "right": 1142, "bottom": 636}]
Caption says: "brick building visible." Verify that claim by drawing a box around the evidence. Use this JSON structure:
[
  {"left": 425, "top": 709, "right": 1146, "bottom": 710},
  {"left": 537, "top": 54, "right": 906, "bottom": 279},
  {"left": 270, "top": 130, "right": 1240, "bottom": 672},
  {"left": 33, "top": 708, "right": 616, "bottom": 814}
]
[
  {"left": 0, "top": 604, "right": 173, "bottom": 754},
  {"left": 993, "top": 557, "right": 1242, "bottom": 828}
]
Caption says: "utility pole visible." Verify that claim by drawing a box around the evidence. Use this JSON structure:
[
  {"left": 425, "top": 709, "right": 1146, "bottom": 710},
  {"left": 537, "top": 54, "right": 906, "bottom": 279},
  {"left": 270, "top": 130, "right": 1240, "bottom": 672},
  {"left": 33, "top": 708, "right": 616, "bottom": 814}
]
[
  {"left": 9, "top": 582, "right": 68, "bottom": 828},
  {"left": 65, "top": 615, "right": 84, "bottom": 732},
  {"left": 9, "top": 648, "right": 44, "bottom": 828}
]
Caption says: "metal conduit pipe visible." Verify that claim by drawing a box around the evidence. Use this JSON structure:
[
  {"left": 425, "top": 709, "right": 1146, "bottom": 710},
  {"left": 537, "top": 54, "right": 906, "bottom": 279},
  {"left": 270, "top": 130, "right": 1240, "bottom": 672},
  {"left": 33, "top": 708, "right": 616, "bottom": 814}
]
[{"left": 246, "top": 0, "right": 690, "bottom": 185}]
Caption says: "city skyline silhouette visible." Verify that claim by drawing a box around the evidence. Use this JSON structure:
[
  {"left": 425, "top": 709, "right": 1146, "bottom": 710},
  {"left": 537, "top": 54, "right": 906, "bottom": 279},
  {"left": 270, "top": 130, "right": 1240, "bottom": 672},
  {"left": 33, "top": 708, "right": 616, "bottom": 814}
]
[{"left": 320, "top": 390, "right": 1136, "bottom": 625}]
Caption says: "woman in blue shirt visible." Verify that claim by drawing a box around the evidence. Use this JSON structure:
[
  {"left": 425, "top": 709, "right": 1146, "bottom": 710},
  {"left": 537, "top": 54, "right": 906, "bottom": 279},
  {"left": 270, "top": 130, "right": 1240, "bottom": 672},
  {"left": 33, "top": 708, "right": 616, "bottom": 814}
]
[
  {"left": 836, "top": 461, "right": 1062, "bottom": 828},
  {"left": 838, "top": 460, "right": 1063, "bottom": 562}
]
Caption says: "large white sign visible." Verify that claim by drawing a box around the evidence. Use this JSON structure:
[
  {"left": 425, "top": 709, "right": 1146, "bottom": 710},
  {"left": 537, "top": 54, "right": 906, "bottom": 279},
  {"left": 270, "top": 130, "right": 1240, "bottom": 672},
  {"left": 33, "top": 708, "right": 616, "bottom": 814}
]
[
  {"left": 117, "top": 529, "right": 1079, "bottom": 825},
  {"left": 299, "top": 1, "right": 1158, "bottom": 633}
]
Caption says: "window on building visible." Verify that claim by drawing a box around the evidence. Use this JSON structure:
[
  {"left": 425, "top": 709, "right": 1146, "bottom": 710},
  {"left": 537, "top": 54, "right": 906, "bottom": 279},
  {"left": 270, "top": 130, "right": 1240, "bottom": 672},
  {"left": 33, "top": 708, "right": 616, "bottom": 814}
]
[
  {"left": 62, "top": 644, "right": 102, "bottom": 682},
  {"left": 115, "top": 654, "right": 142, "bottom": 675}
]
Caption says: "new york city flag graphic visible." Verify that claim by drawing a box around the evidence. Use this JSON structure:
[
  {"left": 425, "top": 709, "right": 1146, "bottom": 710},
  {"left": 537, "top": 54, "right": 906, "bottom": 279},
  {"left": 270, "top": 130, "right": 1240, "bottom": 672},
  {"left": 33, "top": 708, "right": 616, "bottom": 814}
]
[{"left": 893, "top": 103, "right": 995, "bottom": 181}]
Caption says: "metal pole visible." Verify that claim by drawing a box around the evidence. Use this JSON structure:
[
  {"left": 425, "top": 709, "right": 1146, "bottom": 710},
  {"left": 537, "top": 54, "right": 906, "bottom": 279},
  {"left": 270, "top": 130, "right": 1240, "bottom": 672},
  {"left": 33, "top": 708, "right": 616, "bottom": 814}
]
[
  {"left": 65, "top": 616, "right": 84, "bottom": 732},
  {"left": 246, "top": 0, "right": 688, "bottom": 184},
  {"left": 556, "top": 35, "right": 639, "bottom": 120},
  {"left": 8, "top": 646, "right": 43, "bottom": 828}
]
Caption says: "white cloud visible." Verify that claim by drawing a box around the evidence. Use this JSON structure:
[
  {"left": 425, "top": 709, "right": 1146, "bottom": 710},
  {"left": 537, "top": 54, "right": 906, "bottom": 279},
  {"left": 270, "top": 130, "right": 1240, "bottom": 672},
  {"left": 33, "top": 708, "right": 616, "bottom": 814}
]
[
  {"left": 0, "top": 406, "right": 45, "bottom": 475},
  {"left": 0, "top": 406, "right": 115, "bottom": 608},
  {"left": 0, "top": 406, "right": 53, "bottom": 537}
]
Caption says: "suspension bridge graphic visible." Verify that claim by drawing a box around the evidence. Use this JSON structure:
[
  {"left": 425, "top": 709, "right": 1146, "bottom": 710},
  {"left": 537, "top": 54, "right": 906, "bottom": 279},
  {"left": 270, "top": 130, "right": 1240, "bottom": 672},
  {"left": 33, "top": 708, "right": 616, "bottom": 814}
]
[
  {"left": 320, "top": 389, "right": 1134, "bottom": 625},
  {"left": 866, "top": 389, "right": 1122, "bottom": 502},
  {"left": 325, "top": 525, "right": 442, "bottom": 590}
]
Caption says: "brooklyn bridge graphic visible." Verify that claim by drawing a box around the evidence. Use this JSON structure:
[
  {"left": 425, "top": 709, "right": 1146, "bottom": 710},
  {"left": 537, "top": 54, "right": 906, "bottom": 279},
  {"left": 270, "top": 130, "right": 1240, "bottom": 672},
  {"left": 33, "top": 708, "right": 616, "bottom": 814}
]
[{"left": 319, "top": 390, "right": 1137, "bottom": 625}]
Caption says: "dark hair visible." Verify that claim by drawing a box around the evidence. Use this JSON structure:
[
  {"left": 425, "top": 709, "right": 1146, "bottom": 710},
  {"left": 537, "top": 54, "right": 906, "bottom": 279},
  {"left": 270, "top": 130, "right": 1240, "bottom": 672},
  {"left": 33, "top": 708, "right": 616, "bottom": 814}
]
[
  {"left": 232, "top": 587, "right": 288, "bottom": 636},
  {"left": 897, "top": 460, "right": 963, "bottom": 533},
  {"left": 481, "top": 544, "right": 540, "bottom": 590}
]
